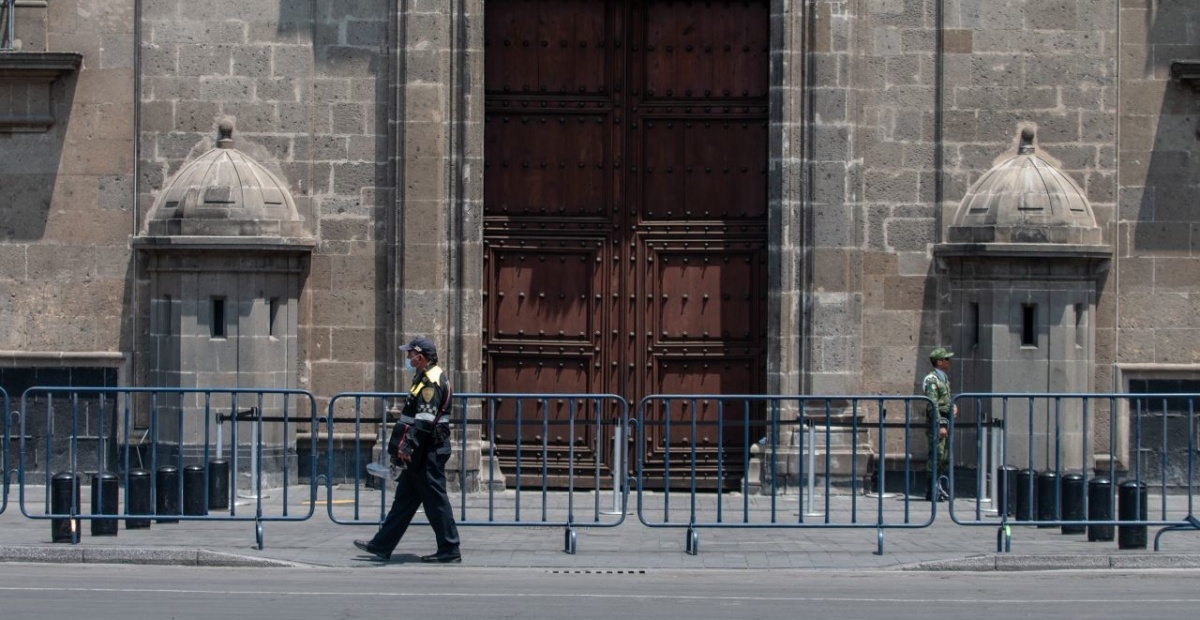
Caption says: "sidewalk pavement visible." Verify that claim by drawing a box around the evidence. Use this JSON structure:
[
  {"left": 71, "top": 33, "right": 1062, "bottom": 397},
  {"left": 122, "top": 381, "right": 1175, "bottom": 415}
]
[{"left": 2, "top": 484, "right": 1199, "bottom": 571}]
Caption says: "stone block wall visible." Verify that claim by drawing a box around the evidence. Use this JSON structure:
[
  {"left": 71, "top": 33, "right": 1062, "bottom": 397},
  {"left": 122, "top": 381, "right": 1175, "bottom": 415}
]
[
  {"left": 1105, "top": 1, "right": 1200, "bottom": 469},
  {"left": 856, "top": 0, "right": 1118, "bottom": 396},
  {"left": 1114, "top": 1, "right": 1200, "bottom": 371},
  {"left": 136, "top": 0, "right": 394, "bottom": 415},
  {"left": 3, "top": 0, "right": 1199, "bottom": 484},
  {"left": 0, "top": 1, "right": 133, "bottom": 360}
]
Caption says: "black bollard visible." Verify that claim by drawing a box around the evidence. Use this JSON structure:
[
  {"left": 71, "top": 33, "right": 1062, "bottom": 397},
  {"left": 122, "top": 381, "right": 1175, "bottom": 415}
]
[
  {"left": 1118, "top": 480, "right": 1148, "bottom": 549},
  {"left": 1060, "top": 473, "right": 1086, "bottom": 534},
  {"left": 208, "top": 459, "right": 230, "bottom": 510},
  {"left": 1015, "top": 468, "right": 1037, "bottom": 521},
  {"left": 90, "top": 472, "right": 119, "bottom": 536},
  {"left": 125, "top": 468, "right": 152, "bottom": 529},
  {"left": 1036, "top": 470, "right": 1059, "bottom": 528},
  {"left": 50, "top": 472, "right": 82, "bottom": 543},
  {"left": 183, "top": 465, "right": 207, "bottom": 516},
  {"left": 1087, "top": 477, "right": 1114, "bottom": 541},
  {"left": 996, "top": 465, "right": 1019, "bottom": 517},
  {"left": 155, "top": 466, "right": 180, "bottom": 523}
]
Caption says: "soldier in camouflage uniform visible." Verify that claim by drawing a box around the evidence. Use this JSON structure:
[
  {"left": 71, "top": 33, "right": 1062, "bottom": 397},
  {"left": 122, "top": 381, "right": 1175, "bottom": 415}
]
[{"left": 922, "top": 347, "right": 956, "bottom": 502}]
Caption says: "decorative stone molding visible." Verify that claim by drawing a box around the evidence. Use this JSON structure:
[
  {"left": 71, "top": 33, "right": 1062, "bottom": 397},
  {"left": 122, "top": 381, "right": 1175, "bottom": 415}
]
[
  {"left": 1171, "top": 60, "right": 1200, "bottom": 92},
  {"left": 139, "top": 120, "right": 313, "bottom": 242},
  {"left": 0, "top": 51, "right": 81, "bottom": 132}
]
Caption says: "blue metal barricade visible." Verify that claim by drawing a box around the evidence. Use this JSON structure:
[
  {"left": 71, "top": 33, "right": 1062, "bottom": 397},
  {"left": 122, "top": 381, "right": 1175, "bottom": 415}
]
[
  {"left": 635, "top": 395, "right": 937, "bottom": 555},
  {"left": 325, "top": 392, "right": 629, "bottom": 554},
  {"left": 948, "top": 393, "right": 1200, "bottom": 552},
  {"left": 1, "top": 386, "right": 8, "bottom": 515},
  {"left": 17, "top": 387, "right": 319, "bottom": 549}
]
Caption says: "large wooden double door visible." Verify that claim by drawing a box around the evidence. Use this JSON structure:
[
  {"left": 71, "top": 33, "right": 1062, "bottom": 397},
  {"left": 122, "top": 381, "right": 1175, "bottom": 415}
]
[{"left": 483, "top": 0, "right": 769, "bottom": 486}]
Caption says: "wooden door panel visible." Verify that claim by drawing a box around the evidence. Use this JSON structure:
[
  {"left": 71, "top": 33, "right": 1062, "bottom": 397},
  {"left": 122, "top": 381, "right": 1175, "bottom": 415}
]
[
  {"left": 484, "top": 0, "right": 769, "bottom": 489},
  {"left": 486, "top": 354, "right": 595, "bottom": 443},
  {"left": 645, "top": 243, "right": 764, "bottom": 346},
  {"left": 486, "top": 240, "right": 603, "bottom": 342},
  {"left": 484, "top": 0, "right": 610, "bottom": 95},
  {"left": 641, "top": 0, "right": 769, "bottom": 100},
  {"left": 484, "top": 112, "right": 611, "bottom": 218},
  {"left": 640, "top": 118, "right": 768, "bottom": 220},
  {"left": 642, "top": 361, "right": 762, "bottom": 486}
]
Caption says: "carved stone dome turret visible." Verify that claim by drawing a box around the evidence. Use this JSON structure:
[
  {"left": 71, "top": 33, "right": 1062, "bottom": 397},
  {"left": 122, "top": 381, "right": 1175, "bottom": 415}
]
[
  {"left": 143, "top": 120, "right": 310, "bottom": 240},
  {"left": 946, "top": 128, "right": 1102, "bottom": 246}
]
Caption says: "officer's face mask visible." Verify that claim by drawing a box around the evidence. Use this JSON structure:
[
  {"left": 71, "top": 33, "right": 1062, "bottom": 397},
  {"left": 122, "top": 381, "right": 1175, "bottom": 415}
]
[{"left": 403, "top": 356, "right": 416, "bottom": 372}]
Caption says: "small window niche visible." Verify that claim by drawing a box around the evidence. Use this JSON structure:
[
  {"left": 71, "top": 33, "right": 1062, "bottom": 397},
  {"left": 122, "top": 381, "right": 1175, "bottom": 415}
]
[
  {"left": 970, "top": 301, "right": 981, "bottom": 348},
  {"left": 268, "top": 297, "right": 281, "bottom": 340},
  {"left": 210, "top": 296, "right": 227, "bottom": 339},
  {"left": 1021, "top": 303, "right": 1037, "bottom": 348},
  {"left": 1074, "top": 303, "right": 1086, "bottom": 350}
]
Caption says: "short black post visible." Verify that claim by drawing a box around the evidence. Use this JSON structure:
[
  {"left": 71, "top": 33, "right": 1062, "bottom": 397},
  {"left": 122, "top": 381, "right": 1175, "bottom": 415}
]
[
  {"left": 1087, "top": 477, "right": 1114, "bottom": 541},
  {"left": 90, "top": 472, "right": 119, "bottom": 536},
  {"left": 155, "top": 465, "right": 180, "bottom": 524},
  {"left": 125, "top": 468, "right": 152, "bottom": 529},
  {"left": 1036, "top": 470, "right": 1059, "bottom": 528},
  {"left": 996, "top": 465, "right": 1019, "bottom": 517},
  {"left": 1015, "top": 468, "right": 1037, "bottom": 521},
  {"left": 183, "top": 464, "right": 207, "bottom": 516},
  {"left": 208, "top": 459, "right": 230, "bottom": 510},
  {"left": 1118, "top": 479, "right": 1148, "bottom": 549},
  {"left": 50, "top": 471, "right": 81, "bottom": 543},
  {"left": 1060, "top": 473, "right": 1086, "bottom": 534}
]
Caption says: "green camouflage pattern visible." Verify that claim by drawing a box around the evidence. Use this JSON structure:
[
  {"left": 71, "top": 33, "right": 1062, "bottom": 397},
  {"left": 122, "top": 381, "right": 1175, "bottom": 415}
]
[{"left": 923, "top": 368, "right": 951, "bottom": 474}]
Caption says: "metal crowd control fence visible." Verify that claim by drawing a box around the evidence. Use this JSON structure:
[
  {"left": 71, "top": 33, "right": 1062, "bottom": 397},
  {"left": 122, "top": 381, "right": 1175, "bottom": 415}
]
[
  {"left": 17, "top": 387, "right": 319, "bottom": 549},
  {"left": 948, "top": 392, "right": 1200, "bottom": 552},
  {"left": 1, "top": 386, "right": 9, "bottom": 515},
  {"left": 635, "top": 395, "right": 939, "bottom": 555},
  {"left": 325, "top": 392, "right": 629, "bottom": 554}
]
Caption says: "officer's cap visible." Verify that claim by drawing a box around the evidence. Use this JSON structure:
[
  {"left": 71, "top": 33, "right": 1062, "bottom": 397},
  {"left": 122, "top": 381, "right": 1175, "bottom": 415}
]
[
  {"left": 929, "top": 347, "right": 954, "bottom": 361},
  {"left": 400, "top": 337, "right": 437, "bottom": 358}
]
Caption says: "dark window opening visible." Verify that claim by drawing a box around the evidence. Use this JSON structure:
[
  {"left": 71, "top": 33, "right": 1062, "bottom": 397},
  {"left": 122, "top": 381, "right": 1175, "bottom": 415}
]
[
  {"left": 1021, "top": 304, "right": 1036, "bottom": 347},
  {"left": 1128, "top": 379, "right": 1200, "bottom": 414},
  {"left": 269, "top": 297, "right": 280, "bottom": 339},
  {"left": 970, "top": 302, "right": 980, "bottom": 347},
  {"left": 211, "top": 297, "right": 226, "bottom": 338}
]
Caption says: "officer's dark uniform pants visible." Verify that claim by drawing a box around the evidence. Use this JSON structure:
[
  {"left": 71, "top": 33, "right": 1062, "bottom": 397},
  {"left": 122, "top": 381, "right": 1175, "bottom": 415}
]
[{"left": 369, "top": 444, "right": 460, "bottom": 555}]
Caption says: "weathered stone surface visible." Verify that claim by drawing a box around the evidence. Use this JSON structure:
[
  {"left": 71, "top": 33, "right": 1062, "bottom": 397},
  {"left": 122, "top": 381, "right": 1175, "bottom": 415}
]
[{"left": 0, "top": 0, "right": 1196, "bottom": 492}]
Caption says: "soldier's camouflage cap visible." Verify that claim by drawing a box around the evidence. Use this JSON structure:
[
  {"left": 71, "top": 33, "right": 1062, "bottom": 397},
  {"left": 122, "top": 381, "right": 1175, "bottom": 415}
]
[{"left": 929, "top": 347, "right": 954, "bottom": 361}]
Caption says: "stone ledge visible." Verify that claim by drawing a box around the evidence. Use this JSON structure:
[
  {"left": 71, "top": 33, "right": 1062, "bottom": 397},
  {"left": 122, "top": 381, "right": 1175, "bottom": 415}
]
[
  {"left": 133, "top": 235, "right": 317, "bottom": 252},
  {"left": 0, "top": 51, "right": 82, "bottom": 132},
  {"left": 1171, "top": 60, "right": 1200, "bottom": 92},
  {"left": 934, "top": 242, "right": 1112, "bottom": 260}
]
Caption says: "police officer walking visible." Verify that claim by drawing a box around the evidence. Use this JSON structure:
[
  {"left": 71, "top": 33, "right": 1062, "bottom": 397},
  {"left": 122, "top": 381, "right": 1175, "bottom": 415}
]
[
  {"left": 922, "top": 347, "right": 957, "bottom": 502},
  {"left": 354, "top": 337, "right": 462, "bottom": 563}
]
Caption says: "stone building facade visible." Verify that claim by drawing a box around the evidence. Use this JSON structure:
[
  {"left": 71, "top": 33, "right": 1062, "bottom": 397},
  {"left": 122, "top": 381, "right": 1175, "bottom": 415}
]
[{"left": 0, "top": 0, "right": 1197, "bottom": 483}]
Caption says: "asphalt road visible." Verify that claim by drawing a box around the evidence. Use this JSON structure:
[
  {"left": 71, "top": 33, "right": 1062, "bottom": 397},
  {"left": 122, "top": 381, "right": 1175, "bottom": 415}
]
[{"left": 0, "top": 564, "right": 1195, "bottom": 619}]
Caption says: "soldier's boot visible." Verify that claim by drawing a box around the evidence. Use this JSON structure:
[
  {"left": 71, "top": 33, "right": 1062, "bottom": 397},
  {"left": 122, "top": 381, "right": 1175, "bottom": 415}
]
[{"left": 937, "top": 475, "right": 950, "bottom": 502}]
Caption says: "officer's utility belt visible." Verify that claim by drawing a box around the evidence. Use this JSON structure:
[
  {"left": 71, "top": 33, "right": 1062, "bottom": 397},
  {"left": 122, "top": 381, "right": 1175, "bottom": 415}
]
[{"left": 395, "top": 415, "right": 450, "bottom": 429}]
